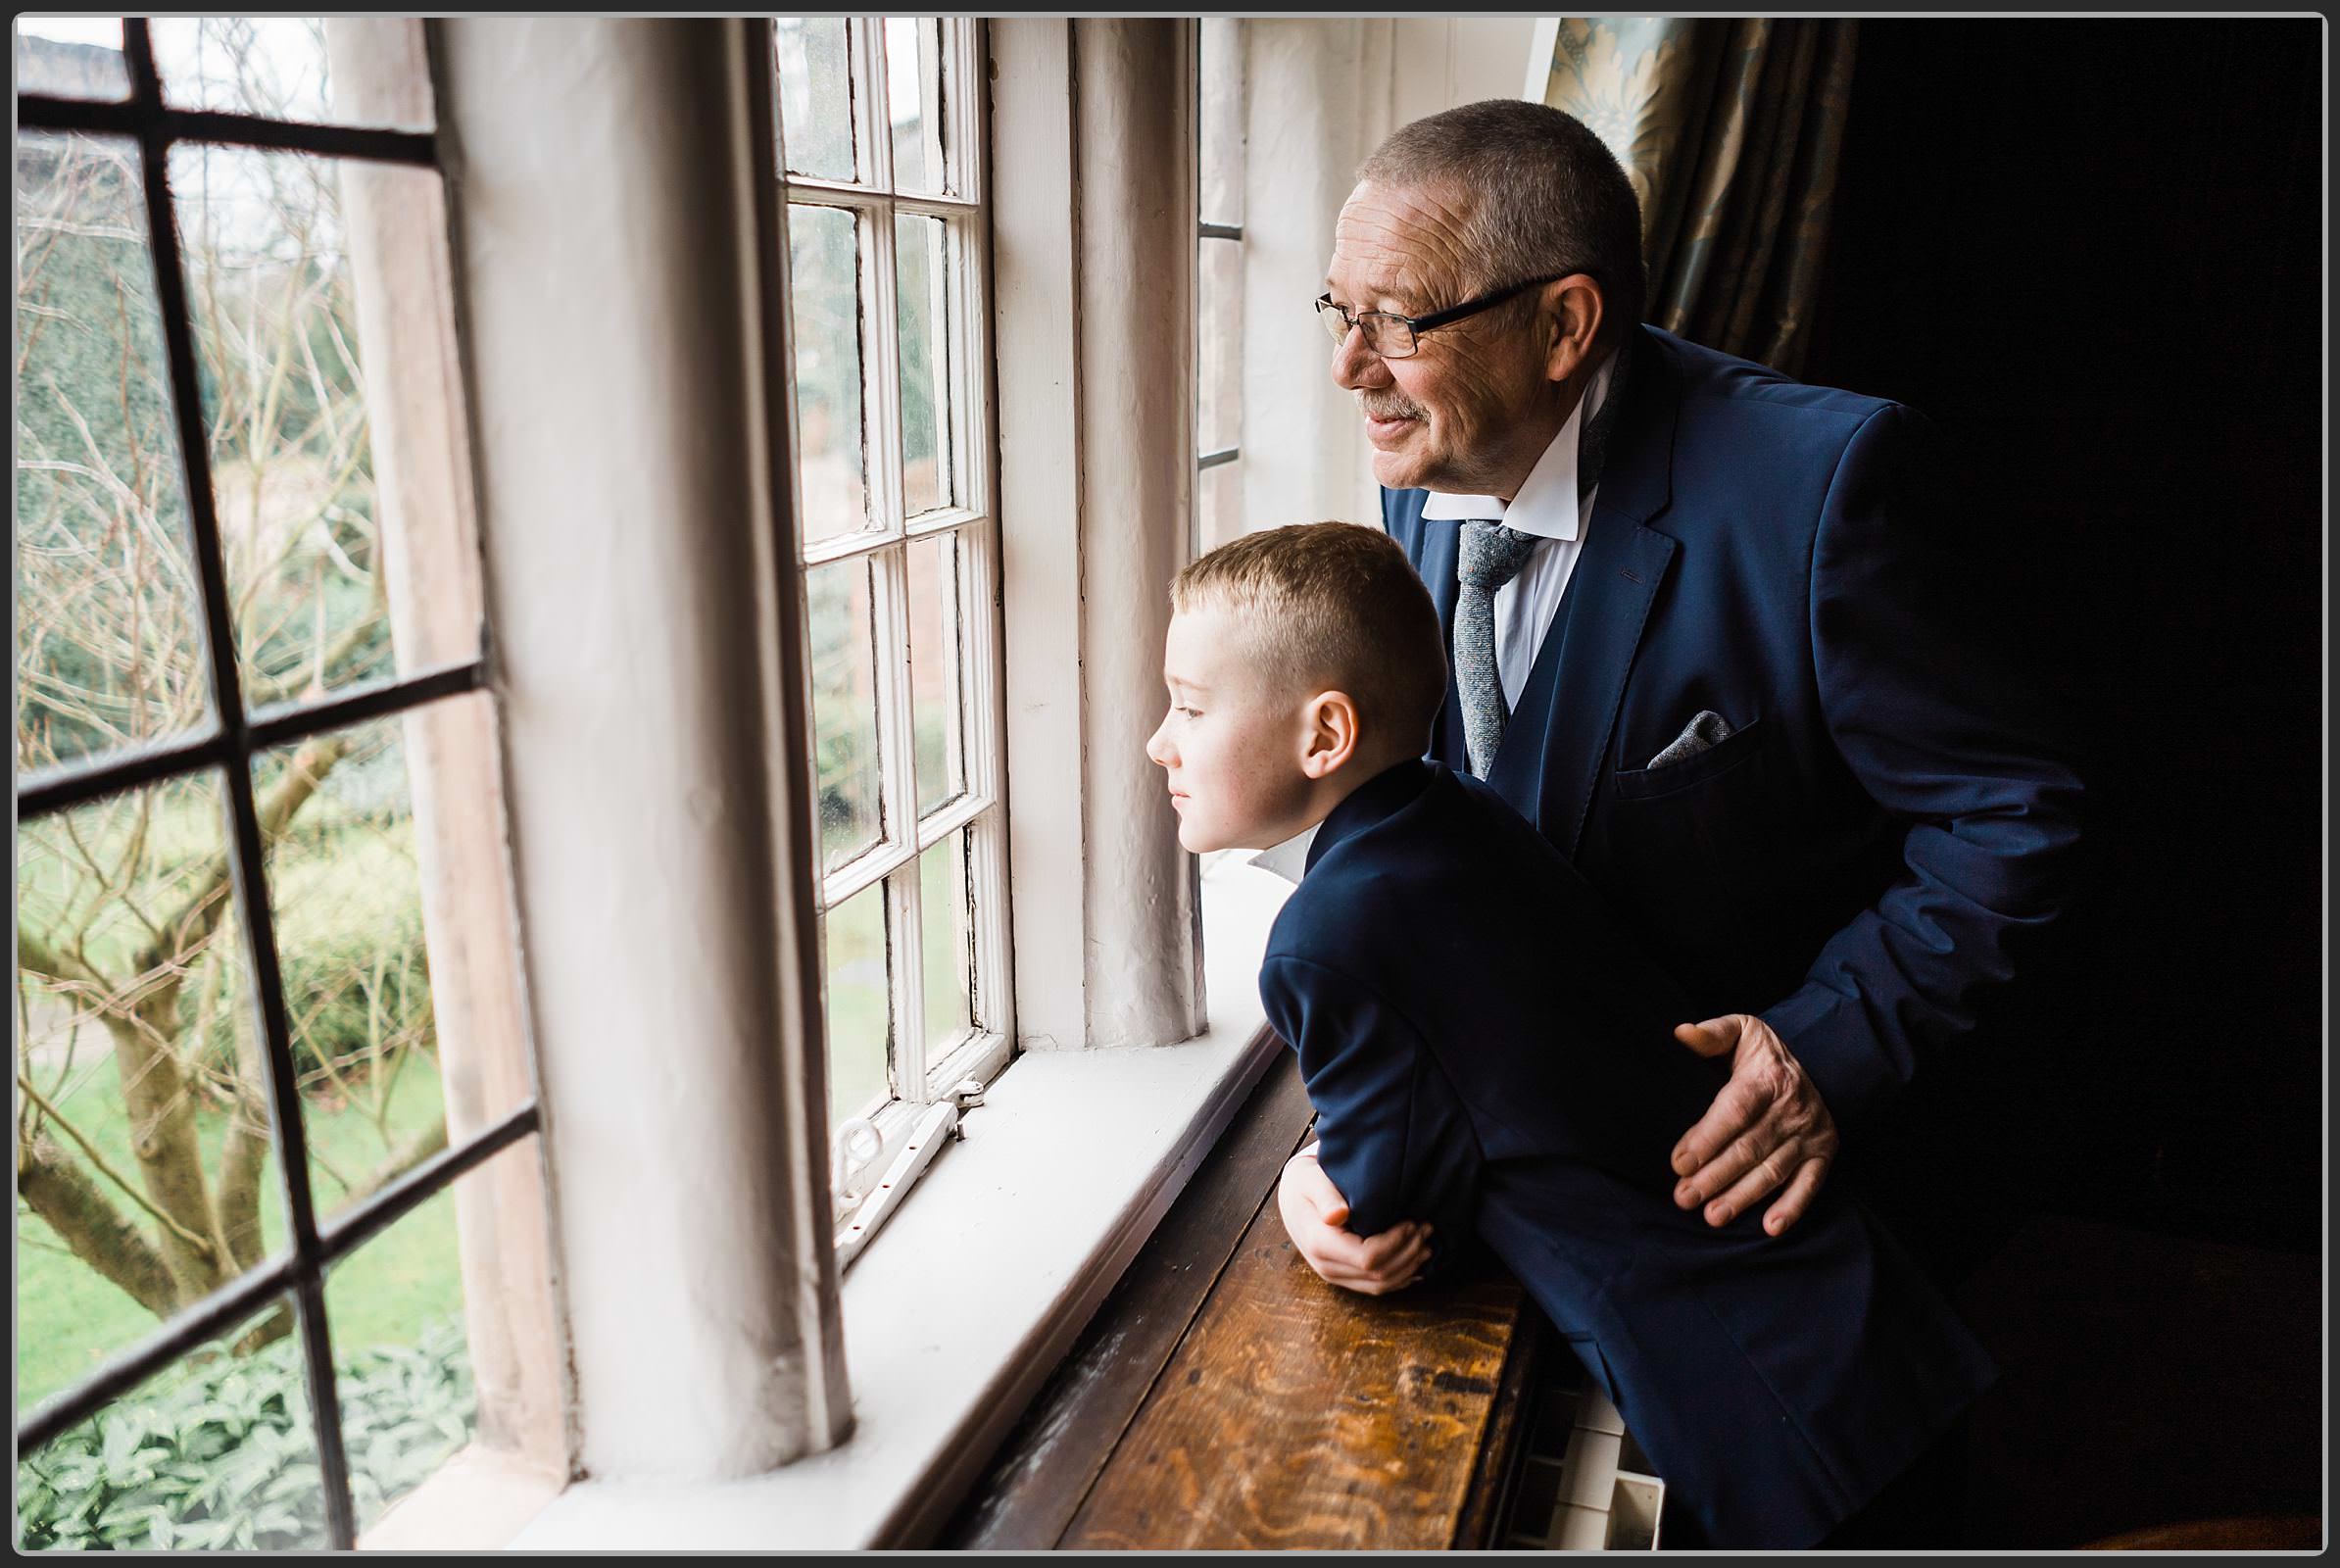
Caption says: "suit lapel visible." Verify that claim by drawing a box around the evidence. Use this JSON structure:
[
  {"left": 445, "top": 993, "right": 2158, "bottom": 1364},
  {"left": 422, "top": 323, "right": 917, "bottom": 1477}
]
[
  {"left": 1415, "top": 515, "right": 1471, "bottom": 769},
  {"left": 1531, "top": 328, "right": 1682, "bottom": 859}
]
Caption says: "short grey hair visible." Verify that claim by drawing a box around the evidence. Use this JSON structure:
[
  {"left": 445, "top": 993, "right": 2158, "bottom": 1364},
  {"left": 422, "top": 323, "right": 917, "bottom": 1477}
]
[{"left": 1356, "top": 99, "right": 1646, "bottom": 347}]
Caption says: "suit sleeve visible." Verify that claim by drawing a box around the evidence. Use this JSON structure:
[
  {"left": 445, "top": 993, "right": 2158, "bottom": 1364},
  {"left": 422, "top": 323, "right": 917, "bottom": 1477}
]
[
  {"left": 1761, "top": 404, "right": 2088, "bottom": 1134},
  {"left": 1261, "top": 955, "right": 1481, "bottom": 1260}
]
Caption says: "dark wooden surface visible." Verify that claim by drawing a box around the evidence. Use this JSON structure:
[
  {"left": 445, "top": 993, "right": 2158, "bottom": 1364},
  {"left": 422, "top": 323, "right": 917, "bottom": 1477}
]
[
  {"left": 943, "top": 1045, "right": 1320, "bottom": 1549},
  {"left": 1451, "top": 1301, "right": 1547, "bottom": 1549},
  {"left": 943, "top": 1044, "right": 1539, "bottom": 1551},
  {"left": 1058, "top": 1177, "right": 1531, "bottom": 1550}
]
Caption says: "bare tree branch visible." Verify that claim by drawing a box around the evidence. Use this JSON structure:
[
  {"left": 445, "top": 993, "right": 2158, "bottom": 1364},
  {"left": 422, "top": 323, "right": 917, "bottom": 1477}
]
[
  {"left": 16, "top": 924, "right": 107, "bottom": 991},
  {"left": 134, "top": 730, "right": 353, "bottom": 977},
  {"left": 213, "top": 1018, "right": 274, "bottom": 1273},
  {"left": 353, "top": 1113, "right": 449, "bottom": 1208},
  {"left": 15, "top": 1072, "right": 219, "bottom": 1259},
  {"left": 16, "top": 1124, "right": 183, "bottom": 1319}
]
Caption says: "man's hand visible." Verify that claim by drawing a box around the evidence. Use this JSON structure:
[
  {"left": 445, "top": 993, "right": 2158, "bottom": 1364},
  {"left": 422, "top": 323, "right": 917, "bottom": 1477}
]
[
  {"left": 1277, "top": 1147, "right": 1432, "bottom": 1295},
  {"left": 1671, "top": 1014, "right": 1839, "bottom": 1237}
]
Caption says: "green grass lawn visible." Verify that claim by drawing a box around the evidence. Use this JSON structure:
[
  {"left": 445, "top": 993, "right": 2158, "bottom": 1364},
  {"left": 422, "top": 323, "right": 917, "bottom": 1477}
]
[{"left": 16, "top": 1052, "right": 463, "bottom": 1411}]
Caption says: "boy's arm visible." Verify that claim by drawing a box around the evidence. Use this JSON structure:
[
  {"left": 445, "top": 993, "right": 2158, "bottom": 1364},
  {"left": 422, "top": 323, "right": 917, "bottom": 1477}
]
[{"left": 1260, "top": 955, "right": 1481, "bottom": 1265}]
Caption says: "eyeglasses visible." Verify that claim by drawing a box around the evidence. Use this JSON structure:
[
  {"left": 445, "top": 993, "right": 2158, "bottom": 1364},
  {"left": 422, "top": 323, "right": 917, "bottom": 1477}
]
[{"left": 1315, "top": 273, "right": 1570, "bottom": 359}]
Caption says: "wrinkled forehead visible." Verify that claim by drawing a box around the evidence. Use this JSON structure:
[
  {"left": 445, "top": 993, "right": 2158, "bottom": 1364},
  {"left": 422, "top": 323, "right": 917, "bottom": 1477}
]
[{"left": 1328, "top": 179, "right": 1478, "bottom": 308}]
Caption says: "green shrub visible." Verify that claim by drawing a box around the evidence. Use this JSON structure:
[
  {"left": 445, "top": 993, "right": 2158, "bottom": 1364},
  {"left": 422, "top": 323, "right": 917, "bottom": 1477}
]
[
  {"left": 15, "top": 1317, "right": 474, "bottom": 1551},
  {"left": 179, "top": 821, "right": 436, "bottom": 1085}
]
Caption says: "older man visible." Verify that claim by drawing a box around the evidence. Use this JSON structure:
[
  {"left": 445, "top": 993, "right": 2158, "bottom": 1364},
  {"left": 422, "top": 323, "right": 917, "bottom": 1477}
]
[{"left": 1278, "top": 101, "right": 2084, "bottom": 1319}]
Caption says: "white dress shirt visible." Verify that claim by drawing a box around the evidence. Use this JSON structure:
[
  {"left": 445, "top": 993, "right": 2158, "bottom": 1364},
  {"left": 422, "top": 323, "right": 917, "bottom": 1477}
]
[{"left": 1417, "top": 353, "right": 1618, "bottom": 710}]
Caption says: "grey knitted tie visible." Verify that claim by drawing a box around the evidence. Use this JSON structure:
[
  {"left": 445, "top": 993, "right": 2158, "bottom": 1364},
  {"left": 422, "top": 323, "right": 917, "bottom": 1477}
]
[
  {"left": 1451, "top": 351, "right": 1631, "bottom": 779},
  {"left": 1455, "top": 522, "right": 1542, "bottom": 776}
]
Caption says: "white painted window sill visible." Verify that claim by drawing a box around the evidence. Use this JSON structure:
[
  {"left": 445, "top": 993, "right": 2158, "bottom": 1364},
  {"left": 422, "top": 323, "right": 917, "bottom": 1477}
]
[
  {"left": 359, "top": 1446, "right": 566, "bottom": 1552},
  {"left": 502, "top": 854, "right": 1297, "bottom": 1550}
]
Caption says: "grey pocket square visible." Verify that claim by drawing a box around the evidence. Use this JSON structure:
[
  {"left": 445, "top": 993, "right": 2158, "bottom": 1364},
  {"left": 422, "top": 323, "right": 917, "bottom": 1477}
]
[{"left": 1647, "top": 710, "right": 1733, "bottom": 770}]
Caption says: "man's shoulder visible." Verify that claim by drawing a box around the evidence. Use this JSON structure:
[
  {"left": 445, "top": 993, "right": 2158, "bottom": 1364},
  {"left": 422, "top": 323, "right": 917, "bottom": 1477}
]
[
  {"left": 1647, "top": 325, "right": 1894, "bottom": 429},
  {"left": 1381, "top": 329, "right": 1909, "bottom": 537}
]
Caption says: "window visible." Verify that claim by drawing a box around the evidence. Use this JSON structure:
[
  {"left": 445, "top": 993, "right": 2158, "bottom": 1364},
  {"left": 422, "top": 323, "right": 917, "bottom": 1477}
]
[
  {"left": 771, "top": 17, "right": 1011, "bottom": 1257},
  {"left": 1194, "top": 17, "right": 1245, "bottom": 554},
  {"left": 15, "top": 18, "right": 560, "bottom": 1551}
]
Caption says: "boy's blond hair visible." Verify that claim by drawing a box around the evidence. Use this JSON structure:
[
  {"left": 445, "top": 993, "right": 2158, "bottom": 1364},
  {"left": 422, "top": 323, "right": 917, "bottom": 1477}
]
[{"left": 1171, "top": 522, "right": 1447, "bottom": 752}]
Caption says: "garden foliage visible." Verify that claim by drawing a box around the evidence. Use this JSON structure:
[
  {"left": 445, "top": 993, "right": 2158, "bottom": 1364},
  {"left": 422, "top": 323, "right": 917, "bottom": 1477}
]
[{"left": 15, "top": 1316, "right": 473, "bottom": 1551}]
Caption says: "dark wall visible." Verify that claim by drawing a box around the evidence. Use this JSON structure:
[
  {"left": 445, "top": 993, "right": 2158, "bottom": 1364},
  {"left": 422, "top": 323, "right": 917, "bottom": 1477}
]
[{"left": 1803, "top": 20, "right": 2323, "bottom": 1250}]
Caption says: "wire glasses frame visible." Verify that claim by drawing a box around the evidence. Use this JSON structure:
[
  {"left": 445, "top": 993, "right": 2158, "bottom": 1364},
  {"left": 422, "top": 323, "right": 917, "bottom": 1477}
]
[{"left": 1315, "top": 271, "right": 1571, "bottom": 359}]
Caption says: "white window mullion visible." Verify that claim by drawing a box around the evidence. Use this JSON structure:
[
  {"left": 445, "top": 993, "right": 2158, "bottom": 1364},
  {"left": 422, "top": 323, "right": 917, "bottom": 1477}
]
[
  {"left": 923, "top": 218, "right": 958, "bottom": 517},
  {"left": 783, "top": 176, "right": 977, "bottom": 218},
  {"left": 913, "top": 784, "right": 991, "bottom": 854},
  {"left": 903, "top": 503, "right": 985, "bottom": 540},
  {"left": 938, "top": 28, "right": 981, "bottom": 517},
  {"left": 916, "top": 18, "right": 947, "bottom": 195},
  {"left": 863, "top": 230, "right": 907, "bottom": 544},
  {"left": 940, "top": 218, "right": 976, "bottom": 519},
  {"left": 958, "top": 522, "right": 1014, "bottom": 1069},
  {"left": 956, "top": 521, "right": 1000, "bottom": 808},
  {"left": 949, "top": 20, "right": 985, "bottom": 205},
  {"left": 821, "top": 830, "right": 918, "bottom": 912},
  {"left": 849, "top": 16, "right": 890, "bottom": 194},
  {"left": 967, "top": 807, "right": 1011, "bottom": 1053},
  {"left": 875, "top": 542, "right": 929, "bottom": 1104},
  {"left": 801, "top": 508, "right": 980, "bottom": 565},
  {"left": 954, "top": 22, "right": 1010, "bottom": 1067}
]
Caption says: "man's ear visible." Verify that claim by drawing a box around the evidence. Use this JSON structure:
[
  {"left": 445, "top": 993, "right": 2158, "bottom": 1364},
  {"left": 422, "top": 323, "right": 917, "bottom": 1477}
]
[
  {"left": 1299, "top": 691, "right": 1361, "bottom": 779},
  {"left": 1540, "top": 273, "right": 1606, "bottom": 385}
]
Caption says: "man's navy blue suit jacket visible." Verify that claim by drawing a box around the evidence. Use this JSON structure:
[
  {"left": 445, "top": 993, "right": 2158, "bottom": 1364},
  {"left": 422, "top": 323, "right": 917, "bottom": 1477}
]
[
  {"left": 1384, "top": 324, "right": 2086, "bottom": 1139},
  {"left": 1261, "top": 758, "right": 1996, "bottom": 1548}
]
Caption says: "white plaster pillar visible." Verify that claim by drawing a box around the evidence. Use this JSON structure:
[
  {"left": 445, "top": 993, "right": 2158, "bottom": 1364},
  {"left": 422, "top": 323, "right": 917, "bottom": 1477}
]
[
  {"left": 995, "top": 20, "right": 1205, "bottom": 1054},
  {"left": 433, "top": 17, "right": 850, "bottom": 1480}
]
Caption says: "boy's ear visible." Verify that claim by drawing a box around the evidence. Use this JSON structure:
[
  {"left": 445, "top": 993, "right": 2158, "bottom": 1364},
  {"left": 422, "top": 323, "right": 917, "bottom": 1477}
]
[{"left": 1299, "top": 690, "right": 1361, "bottom": 779}]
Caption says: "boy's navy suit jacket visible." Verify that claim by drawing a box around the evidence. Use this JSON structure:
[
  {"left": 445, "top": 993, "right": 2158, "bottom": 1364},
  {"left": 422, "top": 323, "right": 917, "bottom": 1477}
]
[
  {"left": 1383, "top": 324, "right": 2086, "bottom": 1140},
  {"left": 1261, "top": 758, "right": 1997, "bottom": 1549}
]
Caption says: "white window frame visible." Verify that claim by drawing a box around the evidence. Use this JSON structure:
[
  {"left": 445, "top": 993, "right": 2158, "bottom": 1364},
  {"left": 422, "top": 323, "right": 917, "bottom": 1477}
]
[
  {"left": 775, "top": 16, "right": 1015, "bottom": 1244},
  {"left": 1194, "top": 14, "right": 1246, "bottom": 555}
]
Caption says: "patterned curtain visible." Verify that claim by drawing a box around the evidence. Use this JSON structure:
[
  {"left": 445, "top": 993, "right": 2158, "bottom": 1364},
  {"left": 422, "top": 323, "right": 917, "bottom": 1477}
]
[{"left": 1536, "top": 17, "right": 1858, "bottom": 378}]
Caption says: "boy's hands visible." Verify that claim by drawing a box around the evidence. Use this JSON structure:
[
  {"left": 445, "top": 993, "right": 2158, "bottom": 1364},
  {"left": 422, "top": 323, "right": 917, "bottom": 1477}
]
[{"left": 1277, "top": 1146, "right": 1432, "bottom": 1294}]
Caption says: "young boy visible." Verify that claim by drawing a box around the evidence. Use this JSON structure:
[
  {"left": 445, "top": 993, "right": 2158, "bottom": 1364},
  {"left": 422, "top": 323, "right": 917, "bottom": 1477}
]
[{"left": 1145, "top": 522, "right": 1995, "bottom": 1549}]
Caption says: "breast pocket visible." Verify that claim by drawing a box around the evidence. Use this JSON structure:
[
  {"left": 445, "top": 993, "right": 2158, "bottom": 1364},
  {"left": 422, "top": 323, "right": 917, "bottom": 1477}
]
[
  {"left": 1611, "top": 716, "right": 1767, "bottom": 802},
  {"left": 1604, "top": 718, "right": 1774, "bottom": 935}
]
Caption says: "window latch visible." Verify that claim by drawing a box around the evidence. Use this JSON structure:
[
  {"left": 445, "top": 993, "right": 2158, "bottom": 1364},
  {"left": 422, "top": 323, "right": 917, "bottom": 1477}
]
[
  {"left": 835, "top": 1100, "right": 957, "bottom": 1271},
  {"left": 946, "top": 1075, "right": 986, "bottom": 1138},
  {"left": 833, "top": 1077, "right": 993, "bottom": 1270}
]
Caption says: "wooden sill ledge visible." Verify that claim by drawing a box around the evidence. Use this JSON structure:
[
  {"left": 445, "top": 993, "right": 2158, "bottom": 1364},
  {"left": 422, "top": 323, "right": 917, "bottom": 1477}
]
[{"left": 943, "top": 1047, "right": 1543, "bottom": 1550}]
